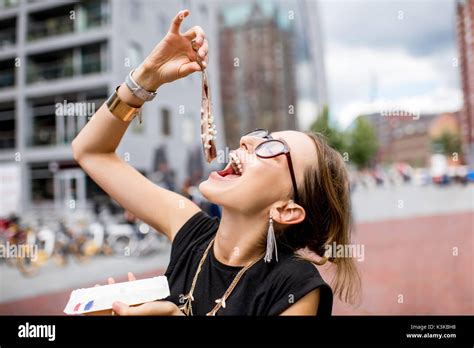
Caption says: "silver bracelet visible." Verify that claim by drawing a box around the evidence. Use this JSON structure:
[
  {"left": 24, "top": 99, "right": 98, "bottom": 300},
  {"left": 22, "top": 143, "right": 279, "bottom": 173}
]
[{"left": 125, "top": 69, "right": 158, "bottom": 102}]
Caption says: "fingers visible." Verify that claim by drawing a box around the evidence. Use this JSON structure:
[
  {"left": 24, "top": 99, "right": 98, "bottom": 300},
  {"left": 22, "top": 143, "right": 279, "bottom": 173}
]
[
  {"left": 179, "top": 61, "right": 203, "bottom": 77},
  {"left": 182, "top": 37, "right": 209, "bottom": 77},
  {"left": 183, "top": 25, "right": 205, "bottom": 45},
  {"left": 112, "top": 301, "right": 179, "bottom": 316},
  {"left": 127, "top": 272, "right": 136, "bottom": 281},
  {"left": 112, "top": 301, "right": 146, "bottom": 316},
  {"left": 191, "top": 37, "right": 208, "bottom": 71},
  {"left": 102, "top": 273, "right": 133, "bottom": 286},
  {"left": 169, "top": 9, "right": 189, "bottom": 34},
  {"left": 197, "top": 39, "right": 208, "bottom": 59}
]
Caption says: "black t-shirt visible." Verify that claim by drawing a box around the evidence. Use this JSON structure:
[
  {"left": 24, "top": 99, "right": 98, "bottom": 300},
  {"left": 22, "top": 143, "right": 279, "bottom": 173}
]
[{"left": 164, "top": 211, "right": 333, "bottom": 316}]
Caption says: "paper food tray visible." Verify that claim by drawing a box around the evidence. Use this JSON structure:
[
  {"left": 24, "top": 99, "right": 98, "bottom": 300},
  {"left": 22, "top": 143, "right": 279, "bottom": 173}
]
[{"left": 64, "top": 276, "right": 170, "bottom": 315}]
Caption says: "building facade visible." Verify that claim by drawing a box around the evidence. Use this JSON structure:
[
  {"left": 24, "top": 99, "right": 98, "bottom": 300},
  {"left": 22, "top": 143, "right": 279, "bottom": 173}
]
[
  {"left": 362, "top": 112, "right": 462, "bottom": 167},
  {"left": 456, "top": 0, "right": 474, "bottom": 167},
  {"left": 0, "top": 0, "right": 224, "bottom": 217},
  {"left": 363, "top": 112, "right": 438, "bottom": 167},
  {"left": 218, "top": 1, "right": 297, "bottom": 148}
]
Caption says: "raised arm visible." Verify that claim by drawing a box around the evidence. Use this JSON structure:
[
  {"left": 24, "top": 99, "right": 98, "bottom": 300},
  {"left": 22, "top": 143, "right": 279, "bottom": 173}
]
[{"left": 71, "top": 10, "right": 209, "bottom": 241}]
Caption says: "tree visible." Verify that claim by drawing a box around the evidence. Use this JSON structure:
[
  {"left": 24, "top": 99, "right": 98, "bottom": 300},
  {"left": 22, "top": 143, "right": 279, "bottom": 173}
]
[
  {"left": 432, "top": 129, "right": 463, "bottom": 158},
  {"left": 309, "top": 110, "right": 378, "bottom": 169},
  {"left": 348, "top": 116, "right": 378, "bottom": 169},
  {"left": 310, "top": 106, "right": 348, "bottom": 154}
]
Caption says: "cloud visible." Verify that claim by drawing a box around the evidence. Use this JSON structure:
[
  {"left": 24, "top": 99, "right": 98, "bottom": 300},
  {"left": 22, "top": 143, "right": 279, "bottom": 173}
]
[
  {"left": 337, "top": 87, "right": 462, "bottom": 128},
  {"left": 324, "top": 42, "right": 461, "bottom": 126},
  {"left": 319, "top": 0, "right": 457, "bottom": 57},
  {"left": 318, "top": 0, "right": 461, "bottom": 127}
]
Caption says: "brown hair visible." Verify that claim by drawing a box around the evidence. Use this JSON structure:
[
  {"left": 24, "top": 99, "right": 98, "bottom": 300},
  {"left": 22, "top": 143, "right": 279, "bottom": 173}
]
[{"left": 279, "top": 132, "right": 361, "bottom": 305}]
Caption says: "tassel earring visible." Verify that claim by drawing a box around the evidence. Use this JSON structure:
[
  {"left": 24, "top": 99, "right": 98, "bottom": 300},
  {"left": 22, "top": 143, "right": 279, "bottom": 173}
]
[{"left": 264, "top": 213, "right": 278, "bottom": 263}]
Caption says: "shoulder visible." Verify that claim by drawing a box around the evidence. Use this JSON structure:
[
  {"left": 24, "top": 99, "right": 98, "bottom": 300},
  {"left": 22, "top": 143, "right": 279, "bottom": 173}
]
[
  {"left": 268, "top": 252, "right": 324, "bottom": 288},
  {"left": 172, "top": 210, "right": 218, "bottom": 245},
  {"left": 279, "top": 287, "right": 321, "bottom": 315},
  {"left": 263, "top": 250, "right": 333, "bottom": 316},
  {"left": 167, "top": 211, "right": 218, "bottom": 271}
]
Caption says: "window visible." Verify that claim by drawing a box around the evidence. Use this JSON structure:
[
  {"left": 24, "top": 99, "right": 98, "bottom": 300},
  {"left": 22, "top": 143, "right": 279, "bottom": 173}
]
[
  {"left": 0, "top": 102, "right": 15, "bottom": 149},
  {"left": 83, "top": 0, "right": 109, "bottom": 29},
  {"left": 28, "top": 88, "right": 107, "bottom": 147},
  {"left": 30, "top": 99, "right": 56, "bottom": 146},
  {"left": 30, "top": 162, "right": 54, "bottom": 202},
  {"left": 0, "top": 17, "right": 16, "bottom": 48},
  {"left": 27, "top": 42, "right": 107, "bottom": 83},
  {"left": 81, "top": 43, "right": 104, "bottom": 75},
  {"left": 0, "top": 58, "right": 14, "bottom": 88},
  {"left": 27, "top": 4, "right": 75, "bottom": 41},
  {"left": 161, "top": 108, "right": 171, "bottom": 136}
]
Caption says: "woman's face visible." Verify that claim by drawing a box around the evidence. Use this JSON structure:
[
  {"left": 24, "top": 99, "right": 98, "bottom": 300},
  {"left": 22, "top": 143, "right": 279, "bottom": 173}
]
[{"left": 199, "top": 130, "right": 317, "bottom": 215}]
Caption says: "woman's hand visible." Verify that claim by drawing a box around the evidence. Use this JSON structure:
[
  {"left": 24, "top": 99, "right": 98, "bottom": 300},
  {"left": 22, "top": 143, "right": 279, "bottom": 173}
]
[
  {"left": 112, "top": 299, "right": 184, "bottom": 316},
  {"left": 133, "top": 9, "right": 209, "bottom": 92},
  {"left": 91, "top": 272, "right": 184, "bottom": 316}
]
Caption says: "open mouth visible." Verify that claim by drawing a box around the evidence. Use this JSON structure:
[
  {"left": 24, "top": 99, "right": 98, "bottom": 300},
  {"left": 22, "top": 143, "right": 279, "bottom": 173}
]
[{"left": 217, "top": 152, "right": 243, "bottom": 178}]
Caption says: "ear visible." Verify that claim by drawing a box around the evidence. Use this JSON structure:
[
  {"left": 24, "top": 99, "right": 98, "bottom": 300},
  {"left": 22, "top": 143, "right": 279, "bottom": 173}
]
[{"left": 271, "top": 200, "right": 306, "bottom": 226}]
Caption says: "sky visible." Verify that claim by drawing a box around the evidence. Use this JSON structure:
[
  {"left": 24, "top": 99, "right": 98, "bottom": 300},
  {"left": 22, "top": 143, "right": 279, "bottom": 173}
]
[{"left": 317, "top": 0, "right": 461, "bottom": 128}]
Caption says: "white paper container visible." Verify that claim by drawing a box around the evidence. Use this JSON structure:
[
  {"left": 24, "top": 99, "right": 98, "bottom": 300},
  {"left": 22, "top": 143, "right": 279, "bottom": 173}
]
[{"left": 63, "top": 276, "right": 170, "bottom": 314}]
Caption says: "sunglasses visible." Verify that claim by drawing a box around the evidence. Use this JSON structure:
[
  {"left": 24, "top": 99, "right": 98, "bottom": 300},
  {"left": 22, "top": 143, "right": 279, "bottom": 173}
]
[{"left": 243, "top": 129, "right": 300, "bottom": 204}]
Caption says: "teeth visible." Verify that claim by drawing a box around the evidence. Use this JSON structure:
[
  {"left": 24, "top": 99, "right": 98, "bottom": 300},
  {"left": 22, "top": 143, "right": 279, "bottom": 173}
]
[{"left": 229, "top": 152, "right": 243, "bottom": 175}]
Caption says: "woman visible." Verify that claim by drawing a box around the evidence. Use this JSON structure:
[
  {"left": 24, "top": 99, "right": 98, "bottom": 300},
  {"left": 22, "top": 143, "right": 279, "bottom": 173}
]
[{"left": 72, "top": 10, "right": 360, "bottom": 316}]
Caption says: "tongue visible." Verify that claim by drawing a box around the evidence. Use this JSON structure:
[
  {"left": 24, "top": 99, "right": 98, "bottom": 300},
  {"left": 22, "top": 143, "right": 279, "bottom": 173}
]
[{"left": 217, "top": 165, "right": 238, "bottom": 177}]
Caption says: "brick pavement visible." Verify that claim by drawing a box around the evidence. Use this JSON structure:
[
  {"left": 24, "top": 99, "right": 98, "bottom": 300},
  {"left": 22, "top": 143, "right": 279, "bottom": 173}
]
[
  {"left": 322, "top": 211, "right": 473, "bottom": 315},
  {"left": 0, "top": 211, "right": 472, "bottom": 315}
]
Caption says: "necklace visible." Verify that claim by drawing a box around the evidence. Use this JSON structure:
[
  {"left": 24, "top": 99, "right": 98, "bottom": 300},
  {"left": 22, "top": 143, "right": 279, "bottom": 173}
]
[{"left": 179, "top": 237, "right": 263, "bottom": 316}]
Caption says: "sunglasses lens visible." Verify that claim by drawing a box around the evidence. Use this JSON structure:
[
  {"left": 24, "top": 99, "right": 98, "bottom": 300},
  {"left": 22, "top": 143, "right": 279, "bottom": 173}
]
[
  {"left": 246, "top": 129, "right": 268, "bottom": 138},
  {"left": 257, "top": 140, "right": 285, "bottom": 157}
]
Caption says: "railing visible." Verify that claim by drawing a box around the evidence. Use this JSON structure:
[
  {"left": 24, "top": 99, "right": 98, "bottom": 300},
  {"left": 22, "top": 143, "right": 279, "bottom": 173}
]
[
  {"left": 27, "top": 47, "right": 106, "bottom": 83},
  {"left": 31, "top": 125, "right": 56, "bottom": 146},
  {"left": 83, "top": 12, "right": 108, "bottom": 30},
  {"left": 27, "top": 5, "right": 109, "bottom": 41},
  {"left": 30, "top": 123, "right": 85, "bottom": 147},
  {"left": 27, "top": 60, "right": 73, "bottom": 83},
  {"left": 81, "top": 54, "right": 102, "bottom": 75},
  {"left": 28, "top": 17, "right": 74, "bottom": 41}
]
